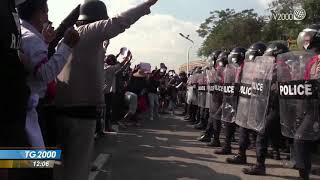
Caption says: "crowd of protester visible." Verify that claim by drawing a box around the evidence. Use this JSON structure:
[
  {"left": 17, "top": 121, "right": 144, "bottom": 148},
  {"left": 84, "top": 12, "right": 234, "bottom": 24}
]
[{"left": 1, "top": 0, "right": 160, "bottom": 179}]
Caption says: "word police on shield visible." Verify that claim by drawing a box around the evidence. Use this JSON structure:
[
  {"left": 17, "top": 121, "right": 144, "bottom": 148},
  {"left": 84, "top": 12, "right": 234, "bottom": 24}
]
[{"left": 279, "top": 80, "right": 316, "bottom": 98}]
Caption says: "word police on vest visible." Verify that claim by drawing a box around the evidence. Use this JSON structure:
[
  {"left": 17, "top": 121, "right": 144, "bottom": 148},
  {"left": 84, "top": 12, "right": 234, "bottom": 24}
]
[{"left": 279, "top": 83, "right": 313, "bottom": 96}]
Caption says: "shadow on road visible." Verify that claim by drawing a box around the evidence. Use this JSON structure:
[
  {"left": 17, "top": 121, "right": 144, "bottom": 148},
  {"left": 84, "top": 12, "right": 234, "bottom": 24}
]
[{"left": 106, "top": 114, "right": 242, "bottom": 180}]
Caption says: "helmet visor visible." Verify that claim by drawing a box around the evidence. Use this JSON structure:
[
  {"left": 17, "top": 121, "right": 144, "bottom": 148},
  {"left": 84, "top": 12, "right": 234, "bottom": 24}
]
[
  {"left": 245, "top": 50, "right": 256, "bottom": 61},
  {"left": 216, "top": 60, "right": 224, "bottom": 68},
  {"left": 264, "top": 47, "right": 274, "bottom": 57},
  {"left": 228, "top": 52, "right": 239, "bottom": 64}
]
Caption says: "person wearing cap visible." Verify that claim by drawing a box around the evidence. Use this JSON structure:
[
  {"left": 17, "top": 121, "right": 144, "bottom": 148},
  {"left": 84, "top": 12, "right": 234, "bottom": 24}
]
[
  {"left": 126, "top": 63, "right": 150, "bottom": 124},
  {"left": 53, "top": 1, "right": 158, "bottom": 179},
  {"left": 98, "top": 51, "right": 132, "bottom": 135}
]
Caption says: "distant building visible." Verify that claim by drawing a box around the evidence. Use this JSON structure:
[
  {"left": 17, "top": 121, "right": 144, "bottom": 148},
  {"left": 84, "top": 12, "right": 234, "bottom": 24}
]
[{"left": 179, "top": 59, "right": 207, "bottom": 73}]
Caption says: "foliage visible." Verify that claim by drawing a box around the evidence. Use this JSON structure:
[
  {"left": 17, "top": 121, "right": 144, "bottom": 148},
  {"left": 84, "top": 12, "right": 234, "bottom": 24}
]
[{"left": 197, "top": 0, "right": 320, "bottom": 57}]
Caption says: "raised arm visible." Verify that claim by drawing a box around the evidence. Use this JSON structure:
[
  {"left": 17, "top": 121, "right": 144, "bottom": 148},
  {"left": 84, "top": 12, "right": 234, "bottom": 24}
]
[{"left": 84, "top": 0, "right": 158, "bottom": 42}]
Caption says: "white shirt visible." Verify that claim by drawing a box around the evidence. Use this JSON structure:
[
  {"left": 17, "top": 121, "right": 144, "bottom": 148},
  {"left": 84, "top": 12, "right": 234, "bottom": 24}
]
[{"left": 21, "top": 20, "right": 71, "bottom": 98}]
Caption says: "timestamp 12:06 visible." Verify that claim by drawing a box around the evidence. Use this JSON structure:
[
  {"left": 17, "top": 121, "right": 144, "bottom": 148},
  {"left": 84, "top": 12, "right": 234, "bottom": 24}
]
[{"left": 31, "top": 160, "right": 54, "bottom": 168}]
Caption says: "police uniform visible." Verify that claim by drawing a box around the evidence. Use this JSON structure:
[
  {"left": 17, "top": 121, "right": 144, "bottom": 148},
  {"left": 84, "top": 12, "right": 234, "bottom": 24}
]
[{"left": 0, "top": 0, "right": 30, "bottom": 147}]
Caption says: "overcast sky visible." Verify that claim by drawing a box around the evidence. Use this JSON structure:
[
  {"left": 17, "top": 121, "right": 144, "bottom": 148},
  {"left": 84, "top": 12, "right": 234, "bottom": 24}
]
[{"left": 48, "top": 0, "right": 272, "bottom": 70}]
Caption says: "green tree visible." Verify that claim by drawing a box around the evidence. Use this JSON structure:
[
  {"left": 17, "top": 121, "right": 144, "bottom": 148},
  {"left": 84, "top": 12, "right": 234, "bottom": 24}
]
[
  {"left": 261, "top": 0, "right": 304, "bottom": 42},
  {"left": 197, "top": 9, "right": 264, "bottom": 57},
  {"left": 302, "top": 0, "right": 320, "bottom": 25},
  {"left": 197, "top": 0, "right": 320, "bottom": 56}
]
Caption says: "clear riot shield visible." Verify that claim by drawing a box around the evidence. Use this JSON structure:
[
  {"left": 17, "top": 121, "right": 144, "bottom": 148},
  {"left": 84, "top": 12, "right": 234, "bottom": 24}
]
[
  {"left": 277, "top": 52, "right": 320, "bottom": 140},
  {"left": 235, "top": 61, "right": 256, "bottom": 128},
  {"left": 209, "top": 67, "right": 225, "bottom": 119},
  {"left": 205, "top": 69, "right": 212, "bottom": 109},
  {"left": 247, "top": 56, "right": 275, "bottom": 133},
  {"left": 191, "top": 74, "right": 199, "bottom": 105},
  {"left": 197, "top": 73, "right": 207, "bottom": 108},
  {"left": 186, "top": 75, "right": 194, "bottom": 104},
  {"left": 221, "top": 64, "right": 241, "bottom": 123}
]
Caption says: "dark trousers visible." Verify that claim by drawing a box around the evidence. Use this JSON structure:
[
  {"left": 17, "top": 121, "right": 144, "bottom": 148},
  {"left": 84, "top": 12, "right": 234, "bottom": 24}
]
[
  {"left": 190, "top": 105, "right": 198, "bottom": 121},
  {"left": 205, "top": 117, "right": 214, "bottom": 137},
  {"left": 256, "top": 110, "right": 281, "bottom": 165},
  {"left": 213, "top": 118, "right": 222, "bottom": 141},
  {"left": 199, "top": 108, "right": 209, "bottom": 124},
  {"left": 196, "top": 106, "right": 201, "bottom": 122},
  {"left": 223, "top": 122, "right": 236, "bottom": 150},
  {"left": 205, "top": 113, "right": 221, "bottom": 141},
  {"left": 239, "top": 127, "right": 251, "bottom": 155},
  {"left": 96, "top": 93, "right": 112, "bottom": 132},
  {"left": 184, "top": 103, "right": 188, "bottom": 114},
  {"left": 112, "top": 93, "right": 124, "bottom": 123},
  {"left": 294, "top": 140, "right": 313, "bottom": 173}
]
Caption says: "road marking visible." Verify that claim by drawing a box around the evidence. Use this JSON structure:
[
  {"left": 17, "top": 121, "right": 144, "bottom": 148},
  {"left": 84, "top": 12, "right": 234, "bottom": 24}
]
[{"left": 88, "top": 153, "right": 110, "bottom": 180}]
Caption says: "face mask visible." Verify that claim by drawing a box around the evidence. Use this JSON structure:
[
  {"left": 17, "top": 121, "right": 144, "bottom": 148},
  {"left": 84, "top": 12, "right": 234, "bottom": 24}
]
[
  {"left": 15, "top": 0, "right": 26, "bottom": 6},
  {"left": 249, "top": 55, "right": 255, "bottom": 61},
  {"left": 303, "top": 42, "right": 310, "bottom": 50},
  {"left": 231, "top": 57, "right": 237, "bottom": 64}
]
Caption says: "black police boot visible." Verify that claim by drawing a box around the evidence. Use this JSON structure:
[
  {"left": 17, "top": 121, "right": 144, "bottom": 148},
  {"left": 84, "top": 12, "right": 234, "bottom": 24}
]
[
  {"left": 299, "top": 169, "right": 310, "bottom": 180},
  {"left": 184, "top": 115, "right": 191, "bottom": 120},
  {"left": 191, "top": 117, "right": 200, "bottom": 125},
  {"left": 214, "top": 148, "right": 232, "bottom": 155},
  {"left": 273, "top": 149, "right": 281, "bottom": 160},
  {"left": 197, "top": 134, "right": 211, "bottom": 142},
  {"left": 226, "top": 154, "right": 247, "bottom": 164},
  {"left": 194, "top": 121, "right": 206, "bottom": 130},
  {"left": 242, "top": 164, "right": 266, "bottom": 175},
  {"left": 207, "top": 139, "right": 221, "bottom": 147}
]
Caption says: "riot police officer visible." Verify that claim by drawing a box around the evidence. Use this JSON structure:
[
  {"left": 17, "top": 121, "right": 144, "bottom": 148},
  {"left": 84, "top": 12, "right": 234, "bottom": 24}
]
[
  {"left": 197, "top": 50, "right": 223, "bottom": 142},
  {"left": 213, "top": 50, "right": 250, "bottom": 154},
  {"left": 218, "top": 44, "right": 266, "bottom": 163},
  {"left": 243, "top": 42, "right": 289, "bottom": 175},
  {"left": 280, "top": 24, "right": 320, "bottom": 180},
  {"left": 185, "top": 67, "right": 201, "bottom": 124},
  {"left": 194, "top": 68, "right": 209, "bottom": 130},
  {"left": 191, "top": 67, "right": 203, "bottom": 125}
]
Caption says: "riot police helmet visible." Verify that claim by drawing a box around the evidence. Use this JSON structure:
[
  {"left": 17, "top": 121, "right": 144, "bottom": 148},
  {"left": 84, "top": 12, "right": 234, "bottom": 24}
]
[
  {"left": 264, "top": 43, "right": 289, "bottom": 57},
  {"left": 245, "top": 42, "right": 267, "bottom": 62},
  {"left": 215, "top": 51, "right": 230, "bottom": 67},
  {"left": 228, "top": 47, "right": 246, "bottom": 65},
  {"left": 207, "top": 50, "right": 222, "bottom": 67},
  {"left": 297, "top": 24, "right": 320, "bottom": 51}
]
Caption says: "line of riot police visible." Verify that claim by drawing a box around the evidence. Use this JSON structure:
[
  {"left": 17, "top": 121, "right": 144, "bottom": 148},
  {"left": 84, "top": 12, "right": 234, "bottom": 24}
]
[{"left": 184, "top": 24, "right": 320, "bottom": 180}]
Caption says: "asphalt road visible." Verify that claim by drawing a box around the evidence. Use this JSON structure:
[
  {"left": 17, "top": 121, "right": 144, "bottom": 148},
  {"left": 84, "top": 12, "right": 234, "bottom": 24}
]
[{"left": 91, "top": 111, "right": 320, "bottom": 180}]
